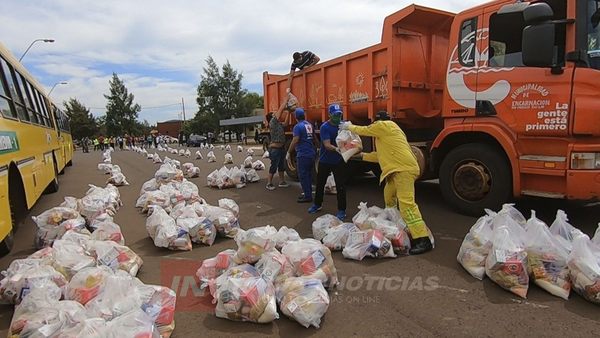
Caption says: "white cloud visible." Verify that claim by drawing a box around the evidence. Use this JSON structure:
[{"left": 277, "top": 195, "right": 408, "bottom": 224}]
[{"left": 1, "top": 0, "right": 483, "bottom": 124}]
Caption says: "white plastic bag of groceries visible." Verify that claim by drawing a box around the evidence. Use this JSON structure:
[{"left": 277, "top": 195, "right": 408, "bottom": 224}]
[
  {"left": 286, "top": 92, "right": 299, "bottom": 110},
  {"left": 215, "top": 275, "right": 279, "bottom": 323},
  {"left": 262, "top": 151, "right": 269, "bottom": 159},
  {"left": 85, "top": 271, "right": 146, "bottom": 321},
  {"left": 140, "top": 178, "right": 160, "bottom": 195},
  {"left": 218, "top": 198, "right": 240, "bottom": 217},
  {"left": 524, "top": 210, "right": 571, "bottom": 300},
  {"left": 252, "top": 160, "right": 266, "bottom": 171},
  {"left": 137, "top": 285, "right": 176, "bottom": 337},
  {"left": 0, "top": 259, "right": 67, "bottom": 304},
  {"left": 146, "top": 206, "right": 191, "bottom": 250},
  {"left": 97, "top": 163, "right": 113, "bottom": 174},
  {"left": 324, "top": 174, "right": 336, "bottom": 194},
  {"left": 51, "top": 240, "right": 97, "bottom": 281},
  {"left": 225, "top": 144, "right": 231, "bottom": 152},
  {"left": 273, "top": 226, "right": 301, "bottom": 250},
  {"left": 312, "top": 214, "right": 343, "bottom": 241},
  {"left": 457, "top": 209, "right": 497, "bottom": 280},
  {"left": 85, "top": 240, "right": 143, "bottom": 276},
  {"left": 207, "top": 169, "right": 219, "bottom": 187},
  {"left": 281, "top": 239, "right": 339, "bottom": 287},
  {"left": 184, "top": 149, "right": 191, "bottom": 157},
  {"left": 485, "top": 213, "right": 529, "bottom": 299},
  {"left": 336, "top": 130, "right": 363, "bottom": 162},
  {"left": 186, "top": 166, "right": 200, "bottom": 178},
  {"left": 155, "top": 163, "right": 178, "bottom": 183},
  {"left": 179, "top": 149, "right": 185, "bottom": 156},
  {"left": 245, "top": 168, "right": 260, "bottom": 183},
  {"left": 195, "top": 150, "right": 203, "bottom": 160},
  {"left": 224, "top": 153, "right": 233, "bottom": 164},
  {"left": 593, "top": 224, "right": 600, "bottom": 247},
  {"left": 243, "top": 156, "right": 253, "bottom": 168},
  {"left": 182, "top": 162, "right": 194, "bottom": 172},
  {"left": 105, "top": 309, "right": 160, "bottom": 337},
  {"left": 32, "top": 207, "right": 86, "bottom": 249},
  {"left": 342, "top": 229, "right": 396, "bottom": 260},
  {"left": 237, "top": 145, "right": 243, "bottom": 152},
  {"left": 58, "top": 317, "right": 109, "bottom": 337},
  {"left": 322, "top": 223, "right": 359, "bottom": 251},
  {"left": 233, "top": 226, "right": 278, "bottom": 264},
  {"left": 568, "top": 236, "right": 600, "bottom": 304},
  {"left": 195, "top": 204, "right": 240, "bottom": 238},
  {"left": 152, "top": 153, "right": 162, "bottom": 163},
  {"left": 64, "top": 266, "right": 114, "bottom": 305},
  {"left": 550, "top": 209, "right": 586, "bottom": 253},
  {"left": 247, "top": 148, "right": 254, "bottom": 157},
  {"left": 255, "top": 250, "right": 294, "bottom": 285},
  {"left": 230, "top": 166, "right": 247, "bottom": 188},
  {"left": 351, "top": 202, "right": 371, "bottom": 229},
  {"left": 276, "top": 277, "right": 330, "bottom": 329},
  {"left": 196, "top": 249, "right": 237, "bottom": 291},
  {"left": 176, "top": 214, "right": 216, "bottom": 246},
  {"left": 90, "top": 220, "right": 125, "bottom": 245},
  {"left": 207, "top": 151, "right": 216, "bottom": 163},
  {"left": 107, "top": 172, "right": 129, "bottom": 186}
]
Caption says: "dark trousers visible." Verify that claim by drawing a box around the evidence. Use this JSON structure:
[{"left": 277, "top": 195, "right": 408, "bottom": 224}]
[
  {"left": 314, "top": 161, "right": 348, "bottom": 211},
  {"left": 297, "top": 156, "right": 315, "bottom": 200}
]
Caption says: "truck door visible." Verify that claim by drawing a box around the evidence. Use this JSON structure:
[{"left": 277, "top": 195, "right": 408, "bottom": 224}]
[{"left": 478, "top": 0, "right": 572, "bottom": 139}]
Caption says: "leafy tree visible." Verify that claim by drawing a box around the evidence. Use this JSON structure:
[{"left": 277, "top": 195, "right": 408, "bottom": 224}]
[
  {"left": 104, "top": 73, "right": 141, "bottom": 136},
  {"left": 63, "top": 98, "right": 97, "bottom": 140}
]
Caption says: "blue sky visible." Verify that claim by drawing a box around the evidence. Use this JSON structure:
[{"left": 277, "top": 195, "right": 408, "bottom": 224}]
[{"left": 0, "top": 0, "right": 482, "bottom": 124}]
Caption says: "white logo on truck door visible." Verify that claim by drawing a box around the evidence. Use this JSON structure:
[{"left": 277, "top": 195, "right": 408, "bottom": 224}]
[{"left": 447, "top": 28, "right": 513, "bottom": 109}]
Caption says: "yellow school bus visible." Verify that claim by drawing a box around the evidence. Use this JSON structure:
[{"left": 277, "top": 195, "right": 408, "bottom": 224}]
[{"left": 0, "top": 41, "right": 73, "bottom": 253}]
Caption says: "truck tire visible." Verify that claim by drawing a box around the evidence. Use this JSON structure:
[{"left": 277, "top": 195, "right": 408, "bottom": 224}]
[{"left": 439, "top": 144, "right": 511, "bottom": 216}]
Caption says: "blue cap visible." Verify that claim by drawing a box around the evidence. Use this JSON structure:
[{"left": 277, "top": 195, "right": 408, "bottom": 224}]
[
  {"left": 328, "top": 103, "right": 342, "bottom": 115},
  {"left": 295, "top": 108, "right": 305, "bottom": 119}
]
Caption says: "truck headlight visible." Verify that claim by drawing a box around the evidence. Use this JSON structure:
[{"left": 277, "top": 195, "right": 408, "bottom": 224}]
[{"left": 571, "top": 152, "right": 600, "bottom": 169}]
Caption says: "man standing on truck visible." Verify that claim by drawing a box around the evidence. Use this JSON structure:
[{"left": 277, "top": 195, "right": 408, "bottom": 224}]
[
  {"left": 266, "top": 99, "right": 292, "bottom": 191},
  {"left": 340, "top": 111, "right": 433, "bottom": 255},
  {"left": 287, "top": 51, "right": 320, "bottom": 90},
  {"left": 287, "top": 108, "right": 316, "bottom": 203},
  {"left": 308, "top": 103, "right": 348, "bottom": 221}
]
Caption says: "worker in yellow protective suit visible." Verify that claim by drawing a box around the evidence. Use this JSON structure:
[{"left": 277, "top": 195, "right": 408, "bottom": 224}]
[{"left": 340, "top": 111, "right": 433, "bottom": 254}]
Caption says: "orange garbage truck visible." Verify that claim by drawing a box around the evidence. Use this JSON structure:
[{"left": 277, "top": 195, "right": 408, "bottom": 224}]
[{"left": 262, "top": 0, "right": 600, "bottom": 215}]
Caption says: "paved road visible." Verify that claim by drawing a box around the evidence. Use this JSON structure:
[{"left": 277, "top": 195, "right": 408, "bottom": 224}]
[{"left": 1, "top": 146, "right": 599, "bottom": 337}]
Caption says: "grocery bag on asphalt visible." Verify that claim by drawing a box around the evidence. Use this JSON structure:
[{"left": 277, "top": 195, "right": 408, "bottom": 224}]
[
  {"left": 230, "top": 166, "right": 247, "bottom": 188},
  {"left": 255, "top": 251, "right": 295, "bottom": 285},
  {"left": 139, "top": 285, "right": 177, "bottom": 337},
  {"left": 145, "top": 206, "right": 192, "bottom": 251},
  {"left": 195, "top": 151, "right": 203, "bottom": 160},
  {"left": 85, "top": 240, "right": 144, "bottom": 276},
  {"left": 342, "top": 229, "right": 396, "bottom": 260},
  {"left": 0, "top": 259, "right": 68, "bottom": 304},
  {"left": 245, "top": 169, "right": 260, "bottom": 183},
  {"left": 243, "top": 156, "right": 253, "bottom": 168},
  {"left": 312, "top": 214, "right": 343, "bottom": 241},
  {"left": 107, "top": 172, "right": 129, "bottom": 186},
  {"left": 549, "top": 209, "right": 586, "bottom": 252},
  {"left": 456, "top": 209, "right": 496, "bottom": 280},
  {"left": 218, "top": 198, "right": 240, "bottom": 217},
  {"left": 282, "top": 239, "right": 339, "bottom": 287},
  {"left": 32, "top": 207, "right": 86, "bottom": 249},
  {"left": 322, "top": 223, "right": 359, "bottom": 251},
  {"left": 195, "top": 204, "right": 240, "bottom": 238},
  {"left": 524, "top": 211, "right": 571, "bottom": 299},
  {"left": 105, "top": 308, "right": 160, "bottom": 337},
  {"left": 568, "top": 236, "right": 600, "bottom": 304},
  {"left": 215, "top": 275, "right": 279, "bottom": 323},
  {"left": 262, "top": 151, "right": 269, "bottom": 159},
  {"left": 276, "top": 277, "right": 330, "bottom": 329},
  {"left": 224, "top": 153, "right": 234, "bottom": 164},
  {"left": 196, "top": 249, "right": 238, "bottom": 291},
  {"left": 351, "top": 202, "right": 371, "bottom": 228},
  {"left": 252, "top": 160, "right": 266, "bottom": 170},
  {"left": 90, "top": 220, "right": 125, "bottom": 245},
  {"left": 207, "top": 151, "right": 216, "bottom": 163},
  {"left": 237, "top": 145, "right": 243, "bottom": 152},
  {"left": 176, "top": 214, "right": 216, "bottom": 246},
  {"left": 85, "top": 271, "right": 146, "bottom": 321},
  {"left": 212, "top": 264, "right": 260, "bottom": 300},
  {"left": 485, "top": 211, "right": 529, "bottom": 298},
  {"left": 64, "top": 266, "right": 113, "bottom": 305},
  {"left": 335, "top": 130, "right": 363, "bottom": 162},
  {"left": 273, "top": 226, "right": 301, "bottom": 250},
  {"left": 233, "top": 226, "right": 277, "bottom": 264},
  {"left": 51, "top": 239, "right": 97, "bottom": 280}
]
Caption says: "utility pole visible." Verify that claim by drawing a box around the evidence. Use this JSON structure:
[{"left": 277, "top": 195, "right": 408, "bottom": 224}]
[{"left": 181, "top": 97, "right": 186, "bottom": 122}]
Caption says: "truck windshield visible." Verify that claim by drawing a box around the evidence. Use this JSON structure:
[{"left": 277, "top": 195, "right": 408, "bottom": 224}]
[{"left": 588, "top": 0, "right": 600, "bottom": 69}]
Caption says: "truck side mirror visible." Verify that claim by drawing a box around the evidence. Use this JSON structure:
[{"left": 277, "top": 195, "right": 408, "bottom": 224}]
[
  {"left": 523, "top": 2, "right": 554, "bottom": 24},
  {"left": 522, "top": 23, "right": 555, "bottom": 67}
]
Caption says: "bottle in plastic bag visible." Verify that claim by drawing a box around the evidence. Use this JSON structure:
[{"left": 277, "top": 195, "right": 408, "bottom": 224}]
[
  {"left": 255, "top": 251, "right": 295, "bottom": 286},
  {"left": 215, "top": 276, "right": 279, "bottom": 323},
  {"left": 282, "top": 239, "right": 339, "bottom": 288},
  {"left": 456, "top": 209, "right": 496, "bottom": 280}
]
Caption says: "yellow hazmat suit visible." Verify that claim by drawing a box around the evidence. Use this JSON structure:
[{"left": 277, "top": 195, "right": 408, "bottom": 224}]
[{"left": 348, "top": 120, "right": 429, "bottom": 239}]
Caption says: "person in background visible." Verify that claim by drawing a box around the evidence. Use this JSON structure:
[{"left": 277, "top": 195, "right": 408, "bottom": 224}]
[
  {"left": 340, "top": 111, "right": 433, "bottom": 255},
  {"left": 287, "top": 107, "right": 316, "bottom": 203},
  {"left": 104, "top": 137, "right": 110, "bottom": 150},
  {"left": 93, "top": 138, "right": 99, "bottom": 151},
  {"left": 117, "top": 136, "right": 124, "bottom": 150},
  {"left": 309, "top": 103, "right": 348, "bottom": 220},
  {"left": 81, "top": 137, "right": 90, "bottom": 153},
  {"left": 286, "top": 51, "right": 320, "bottom": 90},
  {"left": 266, "top": 99, "right": 291, "bottom": 191},
  {"left": 98, "top": 135, "right": 104, "bottom": 151},
  {"left": 241, "top": 132, "right": 246, "bottom": 145}
]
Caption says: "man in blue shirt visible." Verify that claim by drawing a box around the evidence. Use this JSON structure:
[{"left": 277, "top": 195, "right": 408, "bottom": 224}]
[
  {"left": 308, "top": 104, "right": 348, "bottom": 220},
  {"left": 287, "top": 108, "right": 316, "bottom": 203}
]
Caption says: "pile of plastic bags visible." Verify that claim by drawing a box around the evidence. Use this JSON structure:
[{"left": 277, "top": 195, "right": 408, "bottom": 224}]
[
  {"left": 196, "top": 227, "right": 336, "bottom": 328},
  {"left": 137, "top": 162, "right": 241, "bottom": 251},
  {"left": 457, "top": 204, "right": 600, "bottom": 302},
  {"left": 207, "top": 166, "right": 260, "bottom": 189},
  {"left": 312, "top": 202, "right": 416, "bottom": 260}
]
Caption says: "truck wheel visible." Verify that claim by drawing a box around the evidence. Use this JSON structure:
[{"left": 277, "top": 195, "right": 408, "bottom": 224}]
[{"left": 439, "top": 144, "right": 511, "bottom": 216}]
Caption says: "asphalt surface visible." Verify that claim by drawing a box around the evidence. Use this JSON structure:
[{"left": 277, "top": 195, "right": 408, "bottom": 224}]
[{"left": 1, "top": 144, "right": 599, "bottom": 337}]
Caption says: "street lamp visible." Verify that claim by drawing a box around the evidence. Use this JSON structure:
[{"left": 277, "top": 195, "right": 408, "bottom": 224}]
[
  {"left": 19, "top": 39, "right": 55, "bottom": 62},
  {"left": 48, "top": 81, "right": 67, "bottom": 96}
]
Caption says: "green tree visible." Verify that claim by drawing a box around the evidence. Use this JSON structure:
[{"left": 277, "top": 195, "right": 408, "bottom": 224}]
[
  {"left": 104, "top": 73, "right": 141, "bottom": 136},
  {"left": 63, "top": 98, "right": 97, "bottom": 140}
]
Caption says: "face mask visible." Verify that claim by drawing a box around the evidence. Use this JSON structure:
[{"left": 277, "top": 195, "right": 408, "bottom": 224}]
[{"left": 330, "top": 115, "right": 341, "bottom": 125}]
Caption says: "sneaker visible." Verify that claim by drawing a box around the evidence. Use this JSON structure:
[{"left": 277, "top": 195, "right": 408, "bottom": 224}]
[
  {"left": 266, "top": 183, "right": 276, "bottom": 191},
  {"left": 278, "top": 181, "right": 290, "bottom": 188},
  {"left": 308, "top": 204, "right": 322, "bottom": 214},
  {"left": 336, "top": 210, "right": 346, "bottom": 221},
  {"left": 297, "top": 196, "right": 313, "bottom": 203}
]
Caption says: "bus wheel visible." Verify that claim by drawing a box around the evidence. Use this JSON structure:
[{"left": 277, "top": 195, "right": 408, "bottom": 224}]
[
  {"left": 45, "top": 160, "right": 59, "bottom": 194},
  {"left": 0, "top": 230, "right": 14, "bottom": 256},
  {"left": 439, "top": 143, "right": 511, "bottom": 216},
  {"left": 66, "top": 160, "right": 73, "bottom": 167}
]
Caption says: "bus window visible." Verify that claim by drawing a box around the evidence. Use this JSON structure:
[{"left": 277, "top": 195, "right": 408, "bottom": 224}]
[
  {"left": 0, "top": 62, "right": 17, "bottom": 119},
  {"left": 17, "top": 74, "right": 39, "bottom": 125},
  {"left": 40, "top": 94, "right": 54, "bottom": 128},
  {"left": 29, "top": 85, "right": 46, "bottom": 127},
  {"left": 1, "top": 58, "right": 28, "bottom": 121},
  {"left": 37, "top": 92, "right": 50, "bottom": 127}
]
